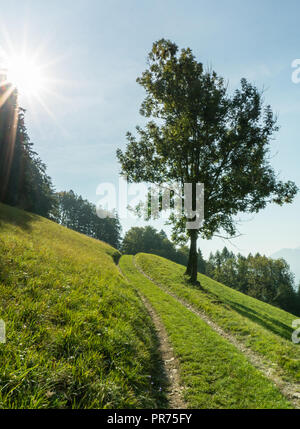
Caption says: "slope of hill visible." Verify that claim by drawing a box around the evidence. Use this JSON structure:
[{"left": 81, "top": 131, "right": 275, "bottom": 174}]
[
  {"left": 134, "top": 253, "right": 300, "bottom": 382},
  {"left": 0, "top": 204, "right": 166, "bottom": 409},
  {"left": 120, "top": 255, "right": 293, "bottom": 408},
  {"left": 1, "top": 202, "right": 300, "bottom": 409},
  {"left": 119, "top": 253, "right": 300, "bottom": 408},
  {"left": 271, "top": 247, "right": 300, "bottom": 285}
]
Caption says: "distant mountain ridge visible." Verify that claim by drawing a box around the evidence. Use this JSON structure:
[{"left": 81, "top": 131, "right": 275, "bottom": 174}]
[{"left": 271, "top": 247, "right": 300, "bottom": 285}]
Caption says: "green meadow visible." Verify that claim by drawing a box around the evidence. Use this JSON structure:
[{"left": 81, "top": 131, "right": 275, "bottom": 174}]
[{"left": 0, "top": 203, "right": 299, "bottom": 408}]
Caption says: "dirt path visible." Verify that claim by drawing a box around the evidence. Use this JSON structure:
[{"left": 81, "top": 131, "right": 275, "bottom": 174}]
[
  {"left": 117, "top": 263, "right": 186, "bottom": 409},
  {"left": 133, "top": 257, "right": 300, "bottom": 409}
]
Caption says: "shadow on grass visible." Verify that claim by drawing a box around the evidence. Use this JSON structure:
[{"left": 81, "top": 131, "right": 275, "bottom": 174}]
[
  {"left": 116, "top": 261, "right": 170, "bottom": 408},
  {"left": 119, "top": 290, "right": 170, "bottom": 408},
  {"left": 0, "top": 203, "right": 33, "bottom": 231},
  {"left": 196, "top": 277, "right": 294, "bottom": 341},
  {"left": 142, "top": 319, "right": 171, "bottom": 408},
  {"left": 223, "top": 300, "right": 293, "bottom": 341}
]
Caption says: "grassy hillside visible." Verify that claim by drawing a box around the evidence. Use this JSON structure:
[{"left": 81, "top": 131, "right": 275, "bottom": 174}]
[
  {"left": 0, "top": 204, "right": 166, "bottom": 408},
  {"left": 135, "top": 253, "right": 300, "bottom": 382},
  {"left": 120, "top": 255, "right": 292, "bottom": 408},
  {"left": 1, "top": 203, "right": 299, "bottom": 409}
]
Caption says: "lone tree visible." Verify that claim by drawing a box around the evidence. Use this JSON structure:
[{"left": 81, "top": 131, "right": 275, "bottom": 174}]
[{"left": 117, "top": 39, "right": 297, "bottom": 284}]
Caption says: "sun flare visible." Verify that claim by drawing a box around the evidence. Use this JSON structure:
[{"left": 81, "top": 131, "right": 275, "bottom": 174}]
[{"left": 5, "top": 54, "right": 45, "bottom": 97}]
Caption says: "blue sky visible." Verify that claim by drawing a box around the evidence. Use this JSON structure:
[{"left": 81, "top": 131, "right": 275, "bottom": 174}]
[{"left": 0, "top": 0, "right": 300, "bottom": 259}]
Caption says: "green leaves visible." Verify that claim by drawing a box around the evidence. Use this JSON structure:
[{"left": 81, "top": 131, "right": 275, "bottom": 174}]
[
  {"left": 117, "top": 39, "right": 298, "bottom": 282},
  {"left": 117, "top": 39, "right": 298, "bottom": 241}
]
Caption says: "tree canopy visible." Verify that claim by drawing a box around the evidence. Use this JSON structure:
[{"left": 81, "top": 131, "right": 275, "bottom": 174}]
[{"left": 117, "top": 39, "right": 298, "bottom": 284}]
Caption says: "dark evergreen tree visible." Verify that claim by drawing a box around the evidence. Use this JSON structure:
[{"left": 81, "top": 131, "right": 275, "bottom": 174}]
[{"left": 0, "top": 78, "right": 55, "bottom": 217}]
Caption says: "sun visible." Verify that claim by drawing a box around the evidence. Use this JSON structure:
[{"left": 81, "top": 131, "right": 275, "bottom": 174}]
[
  {"left": 5, "top": 54, "right": 45, "bottom": 97},
  {"left": 0, "top": 27, "right": 70, "bottom": 132}
]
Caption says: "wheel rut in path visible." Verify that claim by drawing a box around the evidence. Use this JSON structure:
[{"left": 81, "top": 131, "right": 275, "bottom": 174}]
[{"left": 118, "top": 263, "right": 186, "bottom": 409}]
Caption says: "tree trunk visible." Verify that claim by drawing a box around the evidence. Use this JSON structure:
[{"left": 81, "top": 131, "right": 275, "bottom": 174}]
[{"left": 185, "top": 229, "right": 200, "bottom": 285}]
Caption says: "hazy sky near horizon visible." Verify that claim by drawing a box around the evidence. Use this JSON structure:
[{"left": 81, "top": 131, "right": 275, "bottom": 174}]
[{"left": 1, "top": 0, "right": 300, "bottom": 258}]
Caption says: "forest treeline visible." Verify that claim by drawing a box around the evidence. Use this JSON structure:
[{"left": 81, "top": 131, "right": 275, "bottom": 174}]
[
  {"left": 205, "top": 248, "right": 300, "bottom": 315},
  {"left": 53, "top": 190, "right": 121, "bottom": 249}
]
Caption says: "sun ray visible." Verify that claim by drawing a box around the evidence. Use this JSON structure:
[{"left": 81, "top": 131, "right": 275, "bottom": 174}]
[
  {"left": 0, "top": 84, "right": 15, "bottom": 109},
  {"left": 0, "top": 86, "right": 18, "bottom": 201}
]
